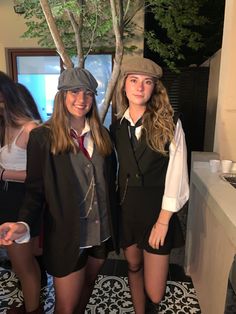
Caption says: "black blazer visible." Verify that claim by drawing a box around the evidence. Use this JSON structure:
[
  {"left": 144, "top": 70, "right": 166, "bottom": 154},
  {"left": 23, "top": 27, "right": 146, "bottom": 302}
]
[{"left": 19, "top": 126, "right": 119, "bottom": 277}]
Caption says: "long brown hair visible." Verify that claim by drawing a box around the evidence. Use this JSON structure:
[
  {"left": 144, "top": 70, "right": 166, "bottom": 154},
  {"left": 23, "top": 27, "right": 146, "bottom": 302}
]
[
  {"left": 0, "top": 71, "right": 41, "bottom": 145},
  {"left": 116, "top": 74, "right": 175, "bottom": 155},
  {"left": 45, "top": 90, "right": 112, "bottom": 156}
]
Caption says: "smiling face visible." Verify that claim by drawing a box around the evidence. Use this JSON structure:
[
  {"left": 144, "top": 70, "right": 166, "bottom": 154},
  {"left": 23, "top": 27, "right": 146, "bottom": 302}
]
[
  {"left": 124, "top": 74, "right": 155, "bottom": 109},
  {"left": 65, "top": 88, "right": 94, "bottom": 123}
]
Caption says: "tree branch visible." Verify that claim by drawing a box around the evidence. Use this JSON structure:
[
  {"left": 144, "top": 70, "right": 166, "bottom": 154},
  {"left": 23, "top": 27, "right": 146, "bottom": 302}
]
[
  {"left": 66, "top": 9, "right": 84, "bottom": 68},
  {"left": 39, "top": 0, "right": 73, "bottom": 69},
  {"left": 124, "top": 0, "right": 144, "bottom": 27},
  {"left": 84, "top": 0, "right": 99, "bottom": 59},
  {"left": 100, "top": 0, "right": 124, "bottom": 121}
]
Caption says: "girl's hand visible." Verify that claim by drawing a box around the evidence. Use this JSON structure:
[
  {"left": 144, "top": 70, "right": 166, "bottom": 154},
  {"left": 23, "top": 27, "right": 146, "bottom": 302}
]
[
  {"left": 148, "top": 221, "right": 169, "bottom": 250},
  {"left": 0, "top": 223, "right": 27, "bottom": 245}
]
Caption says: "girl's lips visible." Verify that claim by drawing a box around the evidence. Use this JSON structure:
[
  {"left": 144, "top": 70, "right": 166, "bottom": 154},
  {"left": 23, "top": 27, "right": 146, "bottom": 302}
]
[{"left": 74, "top": 105, "right": 86, "bottom": 109}]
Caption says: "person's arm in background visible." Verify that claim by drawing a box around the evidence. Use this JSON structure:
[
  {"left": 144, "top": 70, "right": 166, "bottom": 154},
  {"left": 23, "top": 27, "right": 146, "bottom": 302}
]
[{"left": 0, "top": 128, "right": 45, "bottom": 245}]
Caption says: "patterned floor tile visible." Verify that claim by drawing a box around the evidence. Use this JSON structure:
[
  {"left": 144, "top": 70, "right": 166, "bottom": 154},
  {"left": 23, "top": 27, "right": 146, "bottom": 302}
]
[{"left": 0, "top": 267, "right": 201, "bottom": 314}]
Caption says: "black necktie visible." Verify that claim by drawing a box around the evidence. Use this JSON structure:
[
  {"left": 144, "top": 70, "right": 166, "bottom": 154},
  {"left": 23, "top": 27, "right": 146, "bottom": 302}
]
[{"left": 129, "top": 117, "right": 143, "bottom": 150}]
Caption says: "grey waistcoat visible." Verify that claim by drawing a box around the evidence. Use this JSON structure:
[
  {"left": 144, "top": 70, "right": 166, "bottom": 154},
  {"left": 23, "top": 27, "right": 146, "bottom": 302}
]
[{"left": 70, "top": 146, "right": 110, "bottom": 247}]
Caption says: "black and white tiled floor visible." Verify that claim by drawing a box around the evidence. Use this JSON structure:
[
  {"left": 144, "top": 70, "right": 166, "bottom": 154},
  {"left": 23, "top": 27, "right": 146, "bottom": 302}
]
[
  {"left": 0, "top": 256, "right": 201, "bottom": 314},
  {"left": 0, "top": 256, "right": 235, "bottom": 313}
]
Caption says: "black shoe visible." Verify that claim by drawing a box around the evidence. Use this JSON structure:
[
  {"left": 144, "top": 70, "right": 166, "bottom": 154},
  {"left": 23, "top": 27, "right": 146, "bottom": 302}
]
[
  {"left": 145, "top": 299, "right": 159, "bottom": 313},
  {"left": 40, "top": 270, "right": 48, "bottom": 288},
  {"left": 0, "top": 258, "right": 12, "bottom": 269}
]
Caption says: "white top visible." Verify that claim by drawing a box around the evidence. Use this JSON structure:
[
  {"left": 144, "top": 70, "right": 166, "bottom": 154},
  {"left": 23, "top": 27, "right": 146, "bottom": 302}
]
[
  {"left": 122, "top": 109, "right": 189, "bottom": 213},
  {"left": 0, "top": 127, "right": 26, "bottom": 171}
]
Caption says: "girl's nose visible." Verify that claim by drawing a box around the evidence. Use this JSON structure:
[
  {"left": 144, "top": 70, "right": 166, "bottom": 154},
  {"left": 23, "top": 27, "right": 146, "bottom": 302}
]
[
  {"left": 76, "top": 91, "right": 86, "bottom": 102},
  {"left": 137, "top": 81, "right": 144, "bottom": 91}
]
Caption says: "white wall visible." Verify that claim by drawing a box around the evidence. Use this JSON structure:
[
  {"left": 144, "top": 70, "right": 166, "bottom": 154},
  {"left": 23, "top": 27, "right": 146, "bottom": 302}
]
[
  {"left": 0, "top": 0, "right": 39, "bottom": 72},
  {"left": 213, "top": 0, "right": 236, "bottom": 161},
  {"left": 203, "top": 50, "right": 221, "bottom": 152}
]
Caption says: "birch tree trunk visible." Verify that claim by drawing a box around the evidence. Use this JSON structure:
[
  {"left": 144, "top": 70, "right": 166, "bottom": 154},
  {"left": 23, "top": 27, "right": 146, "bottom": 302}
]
[
  {"left": 65, "top": 0, "right": 84, "bottom": 68},
  {"left": 39, "top": 0, "right": 143, "bottom": 121},
  {"left": 40, "top": 0, "right": 73, "bottom": 69},
  {"left": 99, "top": 0, "right": 124, "bottom": 122}
]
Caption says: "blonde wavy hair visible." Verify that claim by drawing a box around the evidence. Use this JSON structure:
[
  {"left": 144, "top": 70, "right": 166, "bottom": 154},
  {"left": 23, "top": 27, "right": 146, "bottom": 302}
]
[
  {"left": 116, "top": 75, "right": 175, "bottom": 155},
  {"left": 45, "top": 90, "right": 112, "bottom": 156}
]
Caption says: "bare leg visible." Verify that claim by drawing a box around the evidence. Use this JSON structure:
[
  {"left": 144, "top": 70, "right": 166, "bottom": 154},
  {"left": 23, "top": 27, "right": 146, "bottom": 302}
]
[
  {"left": 31, "top": 236, "right": 47, "bottom": 288},
  {"left": 7, "top": 241, "right": 41, "bottom": 312},
  {"left": 76, "top": 256, "right": 105, "bottom": 313},
  {"left": 53, "top": 267, "right": 86, "bottom": 314},
  {"left": 144, "top": 251, "right": 169, "bottom": 304},
  {"left": 124, "top": 244, "right": 145, "bottom": 314}
]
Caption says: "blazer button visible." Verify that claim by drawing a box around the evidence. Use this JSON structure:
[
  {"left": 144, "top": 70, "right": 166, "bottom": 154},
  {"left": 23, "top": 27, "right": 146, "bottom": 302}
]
[{"left": 135, "top": 173, "right": 141, "bottom": 179}]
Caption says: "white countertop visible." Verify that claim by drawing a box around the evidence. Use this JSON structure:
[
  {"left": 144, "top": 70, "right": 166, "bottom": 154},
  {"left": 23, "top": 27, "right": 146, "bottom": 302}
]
[{"left": 191, "top": 161, "right": 236, "bottom": 246}]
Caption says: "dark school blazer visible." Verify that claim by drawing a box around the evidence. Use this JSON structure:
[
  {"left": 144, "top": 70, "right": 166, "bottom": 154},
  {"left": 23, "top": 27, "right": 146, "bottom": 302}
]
[{"left": 19, "top": 126, "right": 119, "bottom": 277}]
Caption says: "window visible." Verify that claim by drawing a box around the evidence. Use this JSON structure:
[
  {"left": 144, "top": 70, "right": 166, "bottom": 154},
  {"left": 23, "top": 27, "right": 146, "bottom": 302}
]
[{"left": 8, "top": 49, "right": 113, "bottom": 127}]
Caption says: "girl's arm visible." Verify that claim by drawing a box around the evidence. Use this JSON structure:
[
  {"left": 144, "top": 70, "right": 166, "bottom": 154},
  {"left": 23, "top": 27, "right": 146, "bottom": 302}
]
[
  {"left": 18, "top": 128, "right": 45, "bottom": 231},
  {"left": 1, "top": 169, "right": 26, "bottom": 182},
  {"left": 149, "top": 119, "right": 189, "bottom": 249},
  {"left": 0, "top": 222, "right": 29, "bottom": 245},
  {"left": 161, "top": 119, "right": 189, "bottom": 213}
]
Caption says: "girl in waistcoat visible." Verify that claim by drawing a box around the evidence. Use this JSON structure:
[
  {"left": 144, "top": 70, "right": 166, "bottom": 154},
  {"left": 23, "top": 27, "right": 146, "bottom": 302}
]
[
  {"left": 110, "top": 57, "right": 189, "bottom": 313},
  {"left": 0, "top": 72, "right": 43, "bottom": 314},
  {"left": 0, "top": 68, "right": 118, "bottom": 314}
]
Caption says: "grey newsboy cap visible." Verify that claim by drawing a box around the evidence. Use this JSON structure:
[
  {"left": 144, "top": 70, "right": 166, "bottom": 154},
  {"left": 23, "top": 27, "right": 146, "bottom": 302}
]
[
  {"left": 122, "top": 56, "right": 163, "bottom": 79},
  {"left": 58, "top": 67, "right": 98, "bottom": 94}
]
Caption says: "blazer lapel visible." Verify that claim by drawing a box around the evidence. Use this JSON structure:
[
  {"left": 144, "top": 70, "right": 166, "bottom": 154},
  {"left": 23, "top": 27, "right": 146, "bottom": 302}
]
[
  {"left": 116, "top": 119, "right": 147, "bottom": 167},
  {"left": 116, "top": 119, "right": 135, "bottom": 159},
  {"left": 52, "top": 152, "right": 79, "bottom": 188},
  {"left": 134, "top": 136, "right": 147, "bottom": 161}
]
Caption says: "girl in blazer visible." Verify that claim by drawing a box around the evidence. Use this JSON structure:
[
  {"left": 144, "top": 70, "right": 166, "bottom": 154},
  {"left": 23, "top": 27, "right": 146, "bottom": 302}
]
[
  {"left": 110, "top": 57, "right": 189, "bottom": 313},
  {"left": 0, "top": 68, "right": 118, "bottom": 314}
]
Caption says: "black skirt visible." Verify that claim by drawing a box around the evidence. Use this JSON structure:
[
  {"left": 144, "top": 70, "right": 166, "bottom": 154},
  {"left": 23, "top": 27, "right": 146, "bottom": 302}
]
[
  {"left": 0, "top": 181, "right": 40, "bottom": 237},
  {"left": 120, "top": 187, "right": 184, "bottom": 255}
]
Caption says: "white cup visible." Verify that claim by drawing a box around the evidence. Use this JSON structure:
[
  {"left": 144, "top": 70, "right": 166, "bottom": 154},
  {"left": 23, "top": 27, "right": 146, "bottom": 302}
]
[
  {"left": 231, "top": 162, "right": 236, "bottom": 173},
  {"left": 209, "top": 159, "right": 221, "bottom": 173},
  {"left": 221, "top": 160, "right": 233, "bottom": 173}
]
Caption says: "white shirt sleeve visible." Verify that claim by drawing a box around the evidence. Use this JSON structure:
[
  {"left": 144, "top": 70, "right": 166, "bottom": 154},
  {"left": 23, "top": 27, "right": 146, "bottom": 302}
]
[
  {"left": 14, "top": 222, "right": 31, "bottom": 243},
  {"left": 161, "top": 119, "right": 189, "bottom": 212}
]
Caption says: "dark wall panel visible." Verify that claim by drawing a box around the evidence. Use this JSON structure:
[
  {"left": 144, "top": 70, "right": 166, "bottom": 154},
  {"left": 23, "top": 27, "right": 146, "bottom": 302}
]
[{"left": 162, "top": 67, "right": 209, "bottom": 168}]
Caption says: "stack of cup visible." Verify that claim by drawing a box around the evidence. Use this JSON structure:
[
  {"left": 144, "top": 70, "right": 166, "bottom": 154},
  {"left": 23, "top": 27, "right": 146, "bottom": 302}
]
[
  {"left": 231, "top": 162, "right": 236, "bottom": 173},
  {"left": 209, "top": 159, "right": 221, "bottom": 173},
  {"left": 221, "top": 160, "right": 233, "bottom": 173}
]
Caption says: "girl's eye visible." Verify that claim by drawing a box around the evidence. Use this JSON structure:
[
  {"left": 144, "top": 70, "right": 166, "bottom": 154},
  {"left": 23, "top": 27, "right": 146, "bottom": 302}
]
[
  {"left": 145, "top": 80, "right": 154, "bottom": 85},
  {"left": 69, "top": 90, "right": 93, "bottom": 97},
  {"left": 69, "top": 90, "right": 78, "bottom": 95},
  {"left": 85, "top": 91, "right": 93, "bottom": 97}
]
